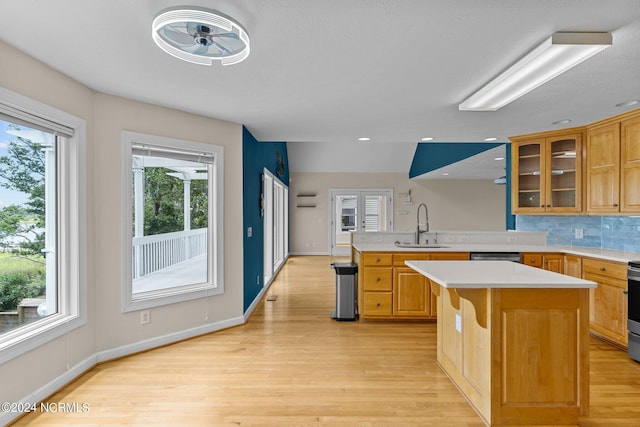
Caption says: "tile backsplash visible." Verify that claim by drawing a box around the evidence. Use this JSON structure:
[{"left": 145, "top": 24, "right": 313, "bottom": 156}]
[{"left": 516, "top": 215, "right": 640, "bottom": 252}]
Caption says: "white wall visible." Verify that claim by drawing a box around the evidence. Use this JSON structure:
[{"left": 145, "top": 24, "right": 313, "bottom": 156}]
[
  {"left": 289, "top": 172, "right": 506, "bottom": 254},
  {"left": 0, "top": 39, "right": 245, "bottom": 409}
]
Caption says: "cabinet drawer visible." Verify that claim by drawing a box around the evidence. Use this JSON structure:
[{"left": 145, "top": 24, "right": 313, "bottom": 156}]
[
  {"left": 363, "top": 253, "right": 393, "bottom": 266},
  {"left": 583, "top": 258, "right": 627, "bottom": 281},
  {"left": 393, "top": 253, "right": 431, "bottom": 266},
  {"left": 363, "top": 292, "right": 392, "bottom": 316},
  {"left": 522, "top": 253, "right": 543, "bottom": 267},
  {"left": 363, "top": 268, "right": 393, "bottom": 291}
]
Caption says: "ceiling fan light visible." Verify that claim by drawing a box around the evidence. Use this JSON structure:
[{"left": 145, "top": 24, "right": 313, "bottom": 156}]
[
  {"left": 152, "top": 7, "right": 250, "bottom": 66},
  {"left": 459, "top": 32, "right": 611, "bottom": 111}
]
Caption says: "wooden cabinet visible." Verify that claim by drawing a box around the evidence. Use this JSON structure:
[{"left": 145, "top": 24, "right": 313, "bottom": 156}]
[
  {"left": 357, "top": 251, "right": 468, "bottom": 320},
  {"left": 522, "top": 252, "right": 563, "bottom": 273},
  {"left": 621, "top": 115, "right": 640, "bottom": 212},
  {"left": 393, "top": 267, "right": 431, "bottom": 317},
  {"left": 360, "top": 253, "right": 393, "bottom": 318},
  {"left": 587, "top": 122, "right": 621, "bottom": 213},
  {"left": 511, "top": 131, "right": 583, "bottom": 214},
  {"left": 582, "top": 257, "right": 628, "bottom": 348},
  {"left": 587, "top": 111, "right": 640, "bottom": 213},
  {"left": 563, "top": 254, "right": 582, "bottom": 278}
]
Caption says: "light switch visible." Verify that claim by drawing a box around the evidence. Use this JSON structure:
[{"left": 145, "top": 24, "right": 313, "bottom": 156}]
[
  {"left": 247, "top": 226, "right": 252, "bottom": 237},
  {"left": 455, "top": 313, "right": 462, "bottom": 332}
]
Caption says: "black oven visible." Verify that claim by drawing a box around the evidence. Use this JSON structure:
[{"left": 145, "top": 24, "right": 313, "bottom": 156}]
[{"left": 628, "top": 262, "right": 640, "bottom": 362}]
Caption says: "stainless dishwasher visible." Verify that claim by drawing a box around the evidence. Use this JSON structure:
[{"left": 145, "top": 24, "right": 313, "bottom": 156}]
[{"left": 470, "top": 252, "right": 521, "bottom": 263}]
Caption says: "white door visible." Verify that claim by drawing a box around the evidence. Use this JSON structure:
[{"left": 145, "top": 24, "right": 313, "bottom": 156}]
[{"left": 329, "top": 189, "right": 393, "bottom": 256}]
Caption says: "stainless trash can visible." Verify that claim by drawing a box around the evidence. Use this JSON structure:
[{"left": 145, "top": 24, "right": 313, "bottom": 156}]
[{"left": 330, "top": 262, "right": 358, "bottom": 321}]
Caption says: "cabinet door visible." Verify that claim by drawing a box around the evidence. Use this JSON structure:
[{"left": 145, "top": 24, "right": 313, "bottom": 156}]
[
  {"left": 563, "top": 255, "right": 582, "bottom": 278},
  {"left": 393, "top": 267, "right": 430, "bottom": 317},
  {"left": 512, "top": 140, "right": 546, "bottom": 213},
  {"left": 587, "top": 123, "right": 621, "bottom": 213},
  {"left": 546, "top": 133, "right": 582, "bottom": 212},
  {"left": 585, "top": 272, "right": 628, "bottom": 348},
  {"left": 543, "top": 254, "right": 563, "bottom": 273},
  {"left": 621, "top": 116, "right": 640, "bottom": 213}
]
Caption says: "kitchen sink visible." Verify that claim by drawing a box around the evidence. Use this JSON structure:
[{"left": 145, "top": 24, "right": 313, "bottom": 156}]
[{"left": 394, "top": 242, "right": 449, "bottom": 249}]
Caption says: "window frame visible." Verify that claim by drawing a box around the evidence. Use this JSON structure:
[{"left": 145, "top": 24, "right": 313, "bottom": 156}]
[
  {"left": 0, "top": 86, "right": 87, "bottom": 364},
  {"left": 121, "top": 131, "right": 224, "bottom": 313}
]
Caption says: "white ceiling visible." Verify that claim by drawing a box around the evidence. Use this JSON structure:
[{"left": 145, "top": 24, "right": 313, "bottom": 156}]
[{"left": 1, "top": 1, "right": 639, "bottom": 177}]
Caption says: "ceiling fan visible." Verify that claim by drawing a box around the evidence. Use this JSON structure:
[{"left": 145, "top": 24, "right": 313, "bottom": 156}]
[{"left": 152, "top": 7, "right": 250, "bottom": 66}]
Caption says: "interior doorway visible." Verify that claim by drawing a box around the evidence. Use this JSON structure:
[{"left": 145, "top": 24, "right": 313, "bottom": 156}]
[{"left": 329, "top": 189, "right": 393, "bottom": 256}]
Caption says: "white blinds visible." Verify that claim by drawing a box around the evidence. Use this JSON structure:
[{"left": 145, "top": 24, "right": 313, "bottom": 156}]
[
  {"left": 131, "top": 143, "right": 215, "bottom": 164},
  {"left": 0, "top": 101, "right": 74, "bottom": 137},
  {"left": 364, "top": 196, "right": 382, "bottom": 231}
]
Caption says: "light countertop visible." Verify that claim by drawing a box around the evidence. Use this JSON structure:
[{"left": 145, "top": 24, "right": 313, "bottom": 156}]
[
  {"left": 352, "top": 242, "right": 640, "bottom": 264},
  {"left": 405, "top": 260, "right": 598, "bottom": 289}
]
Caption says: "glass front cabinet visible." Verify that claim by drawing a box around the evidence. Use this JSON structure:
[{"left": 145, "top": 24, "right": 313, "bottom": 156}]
[{"left": 511, "top": 131, "right": 584, "bottom": 214}]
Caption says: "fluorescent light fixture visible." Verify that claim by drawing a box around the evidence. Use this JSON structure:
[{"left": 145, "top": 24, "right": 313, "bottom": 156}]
[
  {"left": 421, "top": 137, "right": 434, "bottom": 141},
  {"left": 152, "top": 7, "right": 250, "bottom": 66},
  {"left": 459, "top": 32, "right": 611, "bottom": 111},
  {"left": 484, "top": 137, "right": 498, "bottom": 141},
  {"left": 357, "top": 137, "right": 371, "bottom": 141}
]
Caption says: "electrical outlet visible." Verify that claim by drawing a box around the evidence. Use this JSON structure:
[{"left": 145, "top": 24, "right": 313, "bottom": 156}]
[
  {"left": 257, "top": 275, "right": 260, "bottom": 285},
  {"left": 575, "top": 228, "right": 584, "bottom": 239},
  {"left": 455, "top": 314, "right": 462, "bottom": 332},
  {"left": 247, "top": 226, "right": 252, "bottom": 237},
  {"left": 507, "top": 236, "right": 517, "bottom": 243},
  {"left": 140, "top": 310, "right": 150, "bottom": 325}
]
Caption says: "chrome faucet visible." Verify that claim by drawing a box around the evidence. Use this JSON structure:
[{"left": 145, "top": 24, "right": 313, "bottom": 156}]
[{"left": 416, "top": 202, "right": 429, "bottom": 244}]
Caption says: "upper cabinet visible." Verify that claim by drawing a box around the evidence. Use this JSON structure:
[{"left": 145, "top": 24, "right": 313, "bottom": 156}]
[
  {"left": 511, "top": 130, "right": 583, "bottom": 214},
  {"left": 510, "top": 108, "right": 640, "bottom": 216},
  {"left": 587, "top": 111, "right": 640, "bottom": 214}
]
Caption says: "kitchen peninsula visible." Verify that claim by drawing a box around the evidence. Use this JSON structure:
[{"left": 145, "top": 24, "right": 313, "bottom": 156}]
[{"left": 406, "top": 260, "right": 597, "bottom": 427}]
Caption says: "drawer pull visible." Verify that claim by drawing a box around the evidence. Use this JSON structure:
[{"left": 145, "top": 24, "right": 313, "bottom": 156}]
[
  {"left": 376, "top": 277, "right": 381, "bottom": 282},
  {"left": 600, "top": 267, "right": 606, "bottom": 271},
  {"left": 376, "top": 258, "right": 381, "bottom": 263},
  {"left": 376, "top": 303, "right": 381, "bottom": 307}
]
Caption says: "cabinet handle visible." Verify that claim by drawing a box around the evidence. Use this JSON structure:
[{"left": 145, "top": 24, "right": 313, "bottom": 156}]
[
  {"left": 624, "top": 290, "right": 629, "bottom": 295},
  {"left": 376, "top": 277, "right": 381, "bottom": 282},
  {"left": 376, "top": 258, "right": 381, "bottom": 263},
  {"left": 599, "top": 267, "right": 606, "bottom": 271},
  {"left": 376, "top": 303, "right": 381, "bottom": 307},
  {"left": 613, "top": 204, "right": 619, "bottom": 207}
]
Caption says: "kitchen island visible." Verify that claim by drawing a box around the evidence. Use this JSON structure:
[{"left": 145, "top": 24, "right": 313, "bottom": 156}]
[{"left": 406, "top": 260, "right": 597, "bottom": 427}]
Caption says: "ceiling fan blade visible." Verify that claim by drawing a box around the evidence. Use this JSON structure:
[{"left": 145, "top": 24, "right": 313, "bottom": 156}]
[
  {"left": 211, "top": 32, "right": 240, "bottom": 39},
  {"left": 193, "top": 43, "right": 210, "bottom": 56},
  {"left": 162, "top": 27, "right": 195, "bottom": 46},
  {"left": 209, "top": 39, "right": 232, "bottom": 55}
]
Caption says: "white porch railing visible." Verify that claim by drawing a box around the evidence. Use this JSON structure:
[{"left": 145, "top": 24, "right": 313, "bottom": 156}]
[{"left": 132, "top": 228, "right": 207, "bottom": 279}]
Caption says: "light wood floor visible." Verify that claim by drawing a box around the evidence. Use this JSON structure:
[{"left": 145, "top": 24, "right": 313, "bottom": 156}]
[{"left": 12, "top": 256, "right": 640, "bottom": 426}]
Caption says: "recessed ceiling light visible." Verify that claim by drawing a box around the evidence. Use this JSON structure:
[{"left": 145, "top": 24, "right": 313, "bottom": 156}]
[
  {"left": 358, "top": 137, "right": 371, "bottom": 142},
  {"left": 552, "top": 119, "right": 572, "bottom": 125},
  {"left": 152, "top": 7, "right": 250, "bottom": 66},
  {"left": 484, "top": 137, "right": 498, "bottom": 141},
  {"left": 616, "top": 100, "right": 640, "bottom": 108},
  {"left": 421, "top": 137, "right": 434, "bottom": 141},
  {"left": 494, "top": 157, "right": 505, "bottom": 161}
]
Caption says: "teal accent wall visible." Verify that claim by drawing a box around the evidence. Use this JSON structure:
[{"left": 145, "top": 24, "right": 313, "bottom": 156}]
[
  {"left": 409, "top": 142, "right": 503, "bottom": 178},
  {"left": 242, "top": 127, "right": 289, "bottom": 312}
]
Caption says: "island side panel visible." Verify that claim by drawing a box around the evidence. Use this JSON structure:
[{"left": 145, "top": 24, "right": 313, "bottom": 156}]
[
  {"left": 491, "top": 288, "right": 590, "bottom": 426},
  {"left": 436, "top": 285, "right": 493, "bottom": 423}
]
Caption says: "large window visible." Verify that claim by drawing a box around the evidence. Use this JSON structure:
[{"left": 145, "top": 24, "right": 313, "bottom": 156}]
[
  {"left": 0, "top": 87, "right": 86, "bottom": 363},
  {"left": 121, "top": 131, "right": 224, "bottom": 312}
]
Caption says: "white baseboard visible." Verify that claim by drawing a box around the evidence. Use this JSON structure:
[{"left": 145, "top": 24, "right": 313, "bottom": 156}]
[{"left": 0, "top": 315, "right": 244, "bottom": 427}]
